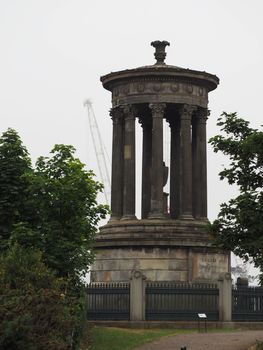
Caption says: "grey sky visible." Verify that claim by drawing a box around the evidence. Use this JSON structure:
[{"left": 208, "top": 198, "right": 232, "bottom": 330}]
[{"left": 0, "top": 0, "right": 262, "bottom": 222}]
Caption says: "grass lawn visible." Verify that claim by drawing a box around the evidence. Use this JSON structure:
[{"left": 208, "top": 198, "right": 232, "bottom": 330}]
[{"left": 87, "top": 327, "right": 195, "bottom": 350}]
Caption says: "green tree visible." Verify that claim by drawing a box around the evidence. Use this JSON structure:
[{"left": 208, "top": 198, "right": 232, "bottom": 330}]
[
  {"left": 209, "top": 112, "right": 263, "bottom": 278},
  {"left": 0, "top": 129, "right": 33, "bottom": 251},
  {"left": 0, "top": 129, "right": 109, "bottom": 282},
  {"left": 26, "top": 144, "right": 108, "bottom": 282},
  {"left": 0, "top": 129, "right": 107, "bottom": 347}
]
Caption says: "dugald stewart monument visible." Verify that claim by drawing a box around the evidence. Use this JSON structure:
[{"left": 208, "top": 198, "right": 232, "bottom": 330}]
[{"left": 91, "top": 41, "right": 230, "bottom": 283}]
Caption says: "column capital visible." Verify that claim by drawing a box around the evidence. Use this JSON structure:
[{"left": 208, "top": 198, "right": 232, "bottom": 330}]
[
  {"left": 149, "top": 103, "right": 166, "bottom": 117},
  {"left": 110, "top": 107, "right": 124, "bottom": 124},
  {"left": 121, "top": 104, "right": 138, "bottom": 120},
  {"left": 194, "top": 108, "right": 210, "bottom": 124},
  {"left": 179, "top": 104, "right": 197, "bottom": 120}
]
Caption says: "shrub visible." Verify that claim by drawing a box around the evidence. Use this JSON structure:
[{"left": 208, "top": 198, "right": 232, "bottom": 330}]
[{"left": 0, "top": 245, "right": 85, "bottom": 350}]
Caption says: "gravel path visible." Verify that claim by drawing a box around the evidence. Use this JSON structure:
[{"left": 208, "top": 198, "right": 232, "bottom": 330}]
[{"left": 134, "top": 330, "right": 263, "bottom": 350}]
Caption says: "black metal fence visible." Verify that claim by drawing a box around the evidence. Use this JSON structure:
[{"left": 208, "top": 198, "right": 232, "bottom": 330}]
[
  {"left": 145, "top": 282, "right": 219, "bottom": 321},
  {"left": 86, "top": 282, "right": 130, "bottom": 320},
  {"left": 232, "top": 286, "right": 263, "bottom": 321}
]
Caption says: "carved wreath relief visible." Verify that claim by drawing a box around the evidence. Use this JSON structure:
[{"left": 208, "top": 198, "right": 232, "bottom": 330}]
[{"left": 111, "top": 81, "right": 208, "bottom": 107}]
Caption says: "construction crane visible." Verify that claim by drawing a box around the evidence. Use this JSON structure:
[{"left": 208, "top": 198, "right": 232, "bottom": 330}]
[{"left": 84, "top": 99, "right": 111, "bottom": 205}]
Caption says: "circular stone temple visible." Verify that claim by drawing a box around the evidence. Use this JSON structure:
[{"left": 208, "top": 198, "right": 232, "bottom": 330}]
[{"left": 91, "top": 41, "right": 230, "bottom": 283}]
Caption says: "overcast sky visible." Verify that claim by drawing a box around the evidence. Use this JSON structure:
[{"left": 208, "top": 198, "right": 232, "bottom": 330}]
[{"left": 0, "top": 0, "right": 262, "bottom": 223}]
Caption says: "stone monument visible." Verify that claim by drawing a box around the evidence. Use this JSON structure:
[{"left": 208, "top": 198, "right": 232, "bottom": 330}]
[{"left": 91, "top": 41, "right": 230, "bottom": 282}]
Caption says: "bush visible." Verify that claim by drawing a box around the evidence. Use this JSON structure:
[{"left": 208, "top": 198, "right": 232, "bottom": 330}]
[{"left": 0, "top": 245, "right": 86, "bottom": 350}]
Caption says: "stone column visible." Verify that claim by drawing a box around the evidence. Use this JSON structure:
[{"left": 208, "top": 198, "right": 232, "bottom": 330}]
[
  {"left": 192, "top": 108, "right": 209, "bottom": 220},
  {"left": 140, "top": 116, "right": 152, "bottom": 219},
  {"left": 122, "top": 105, "right": 137, "bottom": 220},
  {"left": 109, "top": 107, "right": 124, "bottom": 221},
  {"left": 148, "top": 103, "right": 166, "bottom": 219},
  {"left": 169, "top": 117, "right": 181, "bottom": 219},
  {"left": 179, "top": 104, "right": 196, "bottom": 220}
]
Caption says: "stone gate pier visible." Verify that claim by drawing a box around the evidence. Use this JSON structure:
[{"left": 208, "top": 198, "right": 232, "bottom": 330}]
[{"left": 91, "top": 41, "right": 230, "bottom": 282}]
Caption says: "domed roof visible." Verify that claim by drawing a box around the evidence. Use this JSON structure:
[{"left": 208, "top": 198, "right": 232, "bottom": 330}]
[{"left": 101, "top": 41, "right": 219, "bottom": 92}]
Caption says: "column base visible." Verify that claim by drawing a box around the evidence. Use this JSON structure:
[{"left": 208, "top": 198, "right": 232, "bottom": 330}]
[
  {"left": 197, "top": 216, "right": 209, "bottom": 222},
  {"left": 148, "top": 212, "right": 166, "bottom": 220},
  {"left": 108, "top": 216, "right": 121, "bottom": 222},
  {"left": 120, "top": 215, "right": 138, "bottom": 221},
  {"left": 179, "top": 214, "right": 194, "bottom": 220}
]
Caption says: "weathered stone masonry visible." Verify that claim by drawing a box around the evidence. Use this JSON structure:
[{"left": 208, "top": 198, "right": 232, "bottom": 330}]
[{"left": 91, "top": 41, "right": 230, "bottom": 282}]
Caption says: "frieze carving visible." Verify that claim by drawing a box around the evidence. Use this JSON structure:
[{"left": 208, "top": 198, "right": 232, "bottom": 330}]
[
  {"left": 122, "top": 85, "right": 130, "bottom": 94},
  {"left": 198, "top": 87, "right": 204, "bottom": 96},
  {"left": 185, "top": 84, "right": 193, "bottom": 94},
  {"left": 152, "top": 83, "right": 164, "bottom": 92},
  {"left": 111, "top": 81, "right": 208, "bottom": 109},
  {"left": 170, "top": 83, "right": 179, "bottom": 92},
  {"left": 112, "top": 82, "right": 206, "bottom": 97},
  {"left": 113, "top": 87, "right": 119, "bottom": 97},
  {"left": 136, "top": 83, "right": 145, "bottom": 93}
]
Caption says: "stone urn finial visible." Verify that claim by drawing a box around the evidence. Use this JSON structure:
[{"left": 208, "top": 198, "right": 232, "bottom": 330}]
[{"left": 151, "top": 40, "right": 170, "bottom": 65}]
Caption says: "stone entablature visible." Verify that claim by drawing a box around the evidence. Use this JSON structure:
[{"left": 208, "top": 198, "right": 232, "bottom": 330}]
[
  {"left": 110, "top": 80, "right": 209, "bottom": 108},
  {"left": 102, "top": 69, "right": 218, "bottom": 108}
]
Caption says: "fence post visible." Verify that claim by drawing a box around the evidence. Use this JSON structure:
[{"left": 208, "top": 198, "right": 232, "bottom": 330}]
[
  {"left": 130, "top": 270, "right": 146, "bottom": 321},
  {"left": 218, "top": 272, "right": 232, "bottom": 321}
]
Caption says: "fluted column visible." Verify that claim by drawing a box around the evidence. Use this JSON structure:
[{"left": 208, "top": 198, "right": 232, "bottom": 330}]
[
  {"left": 140, "top": 116, "right": 152, "bottom": 219},
  {"left": 192, "top": 108, "right": 209, "bottom": 220},
  {"left": 149, "top": 103, "right": 166, "bottom": 219},
  {"left": 168, "top": 117, "right": 181, "bottom": 219},
  {"left": 121, "top": 105, "right": 137, "bottom": 220},
  {"left": 179, "top": 104, "right": 196, "bottom": 220},
  {"left": 109, "top": 107, "right": 124, "bottom": 220}
]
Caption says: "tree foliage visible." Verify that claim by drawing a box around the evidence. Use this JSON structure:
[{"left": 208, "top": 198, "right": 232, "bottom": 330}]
[
  {"left": 0, "top": 129, "right": 33, "bottom": 251},
  {"left": 0, "top": 245, "right": 83, "bottom": 350},
  {"left": 0, "top": 130, "right": 108, "bottom": 282},
  {"left": 209, "top": 112, "right": 263, "bottom": 277},
  {"left": 0, "top": 128, "right": 109, "bottom": 348},
  {"left": 29, "top": 144, "right": 108, "bottom": 280}
]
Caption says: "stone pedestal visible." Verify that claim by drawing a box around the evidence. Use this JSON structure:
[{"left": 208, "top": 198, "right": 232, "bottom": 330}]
[{"left": 91, "top": 220, "right": 229, "bottom": 283}]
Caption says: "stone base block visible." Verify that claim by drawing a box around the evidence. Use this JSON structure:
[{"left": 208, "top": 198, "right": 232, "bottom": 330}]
[{"left": 90, "top": 219, "right": 230, "bottom": 282}]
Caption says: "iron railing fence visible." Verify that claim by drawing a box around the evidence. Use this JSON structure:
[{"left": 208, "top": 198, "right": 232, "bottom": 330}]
[
  {"left": 145, "top": 282, "right": 219, "bottom": 321},
  {"left": 86, "top": 282, "right": 130, "bottom": 320},
  {"left": 232, "top": 286, "right": 263, "bottom": 321}
]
